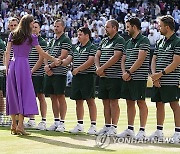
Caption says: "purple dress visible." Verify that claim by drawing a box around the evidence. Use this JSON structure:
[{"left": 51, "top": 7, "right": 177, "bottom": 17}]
[{"left": 6, "top": 34, "right": 39, "bottom": 116}]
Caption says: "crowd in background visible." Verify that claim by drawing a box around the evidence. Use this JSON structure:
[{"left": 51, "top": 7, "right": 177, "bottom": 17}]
[{"left": 0, "top": 0, "right": 180, "bottom": 48}]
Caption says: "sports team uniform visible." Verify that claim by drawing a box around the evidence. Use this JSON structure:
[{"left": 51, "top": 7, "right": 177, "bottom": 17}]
[
  {"left": 98, "top": 33, "right": 125, "bottom": 99},
  {"left": 44, "top": 33, "right": 72, "bottom": 94},
  {"left": 29, "top": 36, "right": 47, "bottom": 94},
  {"left": 122, "top": 33, "right": 150, "bottom": 100},
  {"left": 70, "top": 41, "right": 97, "bottom": 100},
  {"left": 151, "top": 33, "right": 180, "bottom": 103}
]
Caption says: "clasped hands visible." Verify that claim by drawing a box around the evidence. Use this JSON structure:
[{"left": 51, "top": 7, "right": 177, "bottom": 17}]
[
  {"left": 44, "top": 58, "right": 62, "bottom": 76},
  {"left": 150, "top": 72, "right": 162, "bottom": 87},
  {"left": 122, "top": 72, "right": 131, "bottom": 81},
  {"left": 96, "top": 67, "right": 106, "bottom": 77}
]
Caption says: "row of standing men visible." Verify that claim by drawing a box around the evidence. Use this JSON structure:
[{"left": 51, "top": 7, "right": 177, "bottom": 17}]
[{"left": 0, "top": 15, "right": 180, "bottom": 143}]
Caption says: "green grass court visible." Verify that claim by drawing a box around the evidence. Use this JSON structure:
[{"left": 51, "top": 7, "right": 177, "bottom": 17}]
[{"left": 1, "top": 98, "right": 180, "bottom": 154}]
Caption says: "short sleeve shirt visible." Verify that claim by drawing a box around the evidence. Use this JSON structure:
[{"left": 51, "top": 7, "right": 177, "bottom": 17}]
[
  {"left": 154, "top": 33, "right": 180, "bottom": 86},
  {"left": 29, "top": 36, "right": 47, "bottom": 76},
  {"left": 71, "top": 41, "right": 96, "bottom": 74},
  {"left": 98, "top": 33, "right": 125, "bottom": 78},
  {"left": 47, "top": 33, "right": 72, "bottom": 75},
  {"left": 124, "top": 33, "right": 150, "bottom": 81},
  {"left": 0, "top": 38, "right": 5, "bottom": 76}
]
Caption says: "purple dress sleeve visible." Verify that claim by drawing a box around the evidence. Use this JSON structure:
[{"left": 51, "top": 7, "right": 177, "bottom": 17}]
[
  {"left": 31, "top": 34, "right": 39, "bottom": 47},
  {"left": 8, "top": 33, "right": 13, "bottom": 42}
]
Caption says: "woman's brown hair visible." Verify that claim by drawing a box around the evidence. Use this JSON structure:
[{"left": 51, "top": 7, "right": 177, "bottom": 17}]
[{"left": 12, "top": 14, "right": 34, "bottom": 45}]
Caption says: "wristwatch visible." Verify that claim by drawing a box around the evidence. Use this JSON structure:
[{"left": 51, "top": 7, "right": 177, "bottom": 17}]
[
  {"left": 48, "top": 64, "right": 52, "bottom": 69},
  {"left": 126, "top": 70, "right": 131, "bottom": 75},
  {"left": 161, "top": 70, "right": 166, "bottom": 75}
]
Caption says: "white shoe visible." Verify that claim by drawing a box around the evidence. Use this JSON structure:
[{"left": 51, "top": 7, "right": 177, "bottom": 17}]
[
  {"left": 106, "top": 126, "right": 117, "bottom": 136},
  {"left": 36, "top": 121, "right": 46, "bottom": 130},
  {"left": 135, "top": 130, "right": 146, "bottom": 140},
  {"left": 149, "top": 130, "right": 164, "bottom": 141},
  {"left": 24, "top": 120, "right": 36, "bottom": 128},
  {"left": 116, "top": 129, "right": 135, "bottom": 138},
  {"left": 56, "top": 122, "right": 65, "bottom": 132},
  {"left": 96, "top": 126, "right": 111, "bottom": 135},
  {"left": 46, "top": 122, "right": 60, "bottom": 131},
  {"left": 69, "top": 123, "right": 84, "bottom": 134},
  {"left": 171, "top": 132, "right": 180, "bottom": 144},
  {"left": 0, "top": 114, "right": 4, "bottom": 124},
  {"left": 87, "top": 125, "right": 97, "bottom": 135}
]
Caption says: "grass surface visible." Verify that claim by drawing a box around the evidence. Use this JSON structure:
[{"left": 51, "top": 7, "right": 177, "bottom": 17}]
[{"left": 1, "top": 98, "right": 180, "bottom": 154}]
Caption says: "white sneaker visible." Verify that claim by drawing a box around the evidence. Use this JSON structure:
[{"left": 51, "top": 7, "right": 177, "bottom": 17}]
[
  {"left": 96, "top": 126, "right": 111, "bottom": 136},
  {"left": 36, "top": 121, "right": 46, "bottom": 130},
  {"left": 171, "top": 132, "right": 180, "bottom": 144},
  {"left": 56, "top": 122, "right": 65, "bottom": 132},
  {"left": 0, "top": 114, "right": 4, "bottom": 124},
  {"left": 24, "top": 120, "right": 36, "bottom": 128},
  {"left": 135, "top": 130, "right": 146, "bottom": 140},
  {"left": 46, "top": 122, "right": 60, "bottom": 131},
  {"left": 69, "top": 123, "right": 84, "bottom": 134},
  {"left": 116, "top": 129, "right": 135, "bottom": 138},
  {"left": 106, "top": 126, "right": 117, "bottom": 136},
  {"left": 149, "top": 130, "right": 164, "bottom": 141},
  {"left": 87, "top": 125, "right": 97, "bottom": 135}
]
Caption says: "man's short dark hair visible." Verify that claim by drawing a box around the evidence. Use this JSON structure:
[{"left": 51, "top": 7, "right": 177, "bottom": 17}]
[
  {"left": 126, "top": 17, "right": 141, "bottom": 30},
  {"left": 108, "top": 19, "right": 119, "bottom": 31},
  {"left": 78, "top": 27, "right": 91, "bottom": 39},
  {"left": 54, "top": 19, "right": 65, "bottom": 27},
  {"left": 160, "top": 15, "right": 175, "bottom": 31}
]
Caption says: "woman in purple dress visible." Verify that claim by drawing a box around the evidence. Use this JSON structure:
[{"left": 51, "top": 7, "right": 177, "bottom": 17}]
[{"left": 5, "top": 14, "right": 60, "bottom": 135}]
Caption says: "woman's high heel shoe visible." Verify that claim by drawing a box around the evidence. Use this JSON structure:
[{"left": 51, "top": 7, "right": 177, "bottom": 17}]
[
  {"left": 16, "top": 127, "right": 31, "bottom": 136},
  {"left": 11, "top": 125, "right": 17, "bottom": 135}
]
